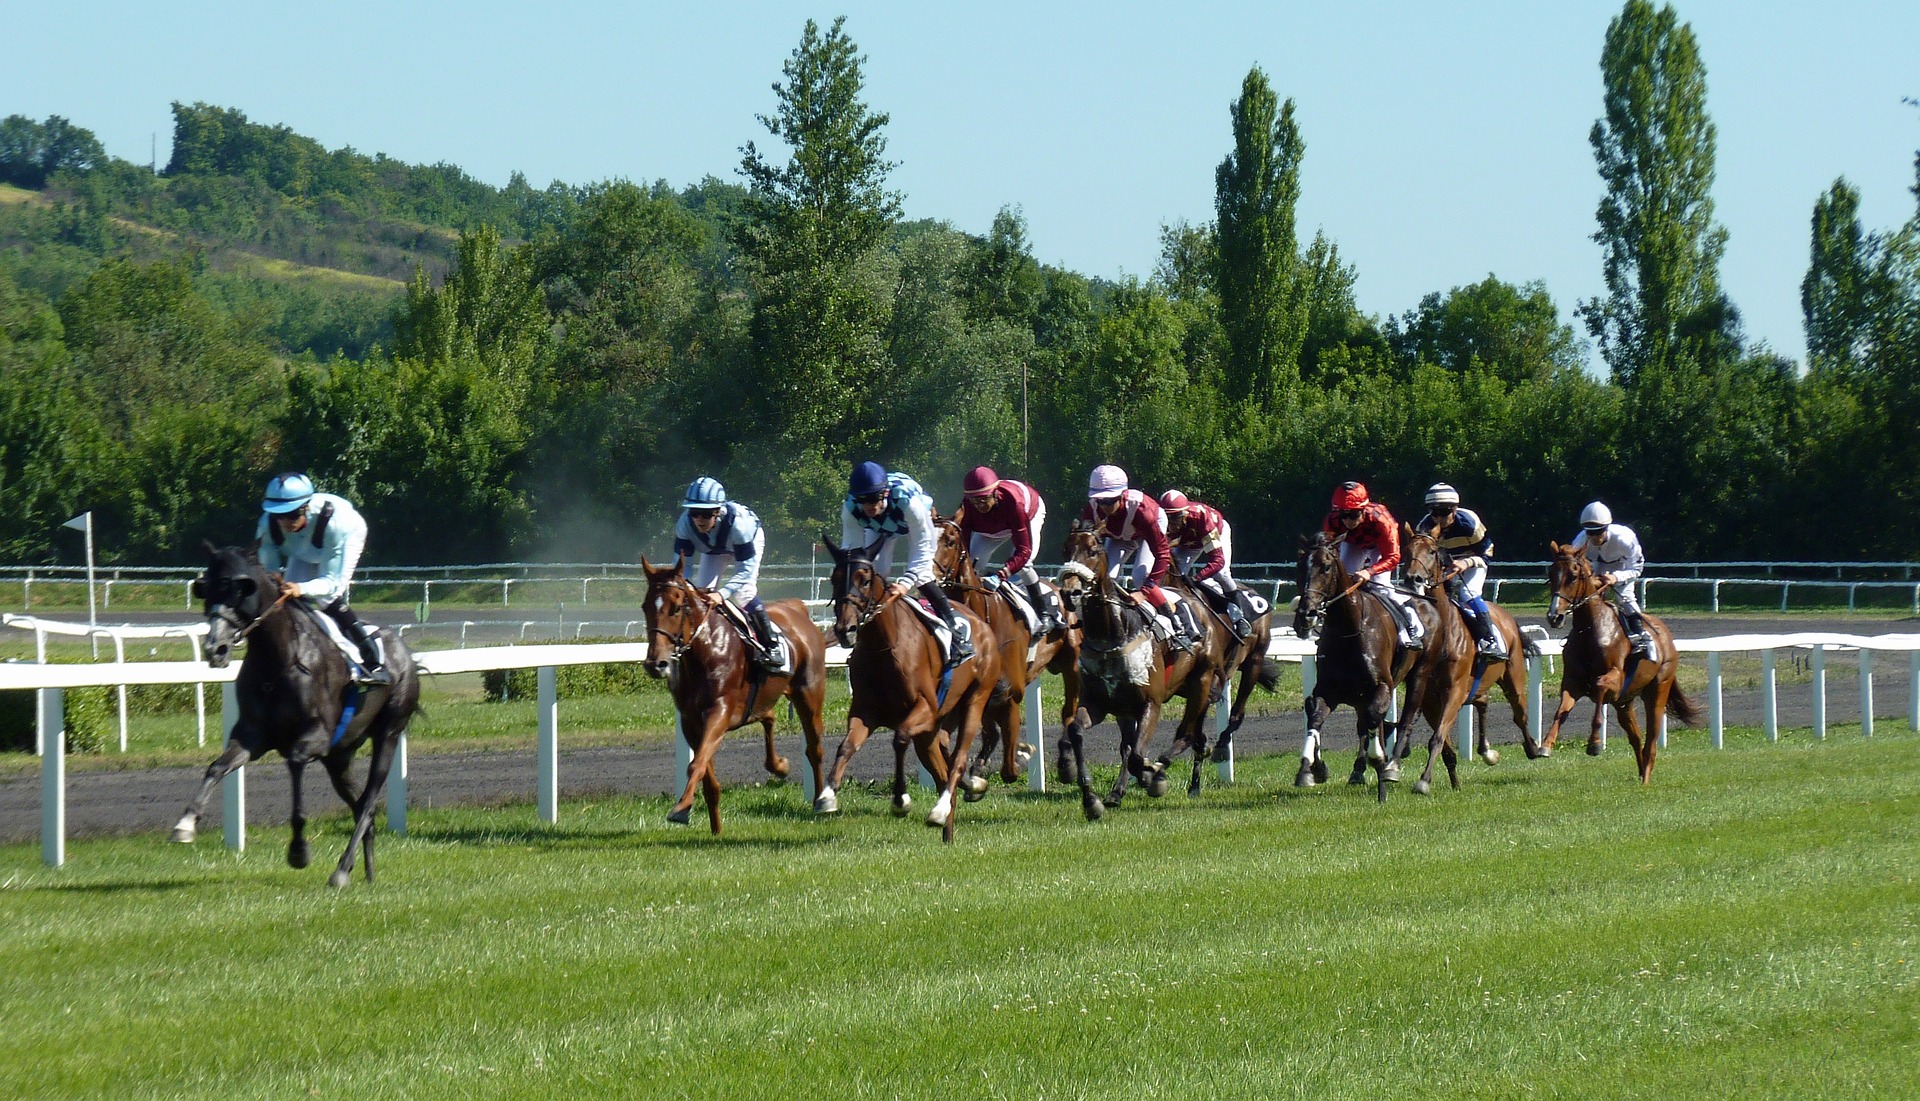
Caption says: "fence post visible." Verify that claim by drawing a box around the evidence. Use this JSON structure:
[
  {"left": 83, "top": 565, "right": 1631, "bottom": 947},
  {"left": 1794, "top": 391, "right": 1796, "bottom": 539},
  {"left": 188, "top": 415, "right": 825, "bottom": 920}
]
[
  {"left": 221, "top": 683, "right": 244, "bottom": 852},
  {"left": 1710, "top": 579, "right": 1721, "bottom": 613},
  {"left": 1910, "top": 651, "right": 1919, "bottom": 732},
  {"left": 1026, "top": 681, "right": 1046, "bottom": 793},
  {"left": 1454, "top": 704, "right": 1472, "bottom": 759},
  {"left": 1859, "top": 648, "right": 1873, "bottom": 738},
  {"left": 1779, "top": 581, "right": 1790, "bottom": 613},
  {"left": 39, "top": 688, "right": 64, "bottom": 867},
  {"left": 112, "top": 635, "right": 128, "bottom": 753},
  {"left": 1707, "top": 651, "right": 1722, "bottom": 749},
  {"left": 1810, "top": 645, "right": 1826, "bottom": 741},
  {"left": 388, "top": 730, "right": 408, "bottom": 836},
  {"left": 1762, "top": 649, "right": 1777, "bottom": 742},
  {"left": 537, "top": 666, "right": 558, "bottom": 823}
]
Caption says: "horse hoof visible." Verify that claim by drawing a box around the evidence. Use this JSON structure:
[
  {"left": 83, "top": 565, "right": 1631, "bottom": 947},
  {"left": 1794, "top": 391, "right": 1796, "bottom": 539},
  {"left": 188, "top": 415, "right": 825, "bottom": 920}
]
[
  {"left": 1536, "top": 745, "right": 1552, "bottom": 759},
  {"left": 768, "top": 757, "right": 791, "bottom": 779},
  {"left": 1382, "top": 761, "right": 1401, "bottom": 783},
  {"left": 666, "top": 807, "right": 691, "bottom": 826},
  {"left": 814, "top": 788, "right": 840, "bottom": 815},
  {"left": 891, "top": 794, "right": 913, "bottom": 817},
  {"left": 1479, "top": 749, "right": 1500, "bottom": 766},
  {"left": 1311, "top": 759, "right": 1330, "bottom": 783},
  {"left": 168, "top": 827, "right": 195, "bottom": 845},
  {"left": 962, "top": 785, "right": 988, "bottom": 804},
  {"left": 327, "top": 870, "right": 351, "bottom": 890},
  {"left": 1146, "top": 774, "right": 1170, "bottom": 799},
  {"left": 287, "top": 843, "right": 311, "bottom": 869},
  {"left": 1015, "top": 743, "right": 1035, "bottom": 768},
  {"left": 1083, "top": 799, "right": 1104, "bottom": 822},
  {"left": 1294, "top": 763, "right": 1318, "bottom": 788},
  {"left": 1347, "top": 768, "right": 1369, "bottom": 786},
  {"left": 1586, "top": 742, "right": 1603, "bottom": 757},
  {"left": 1102, "top": 794, "right": 1123, "bottom": 809},
  {"left": 1209, "top": 737, "right": 1234, "bottom": 763},
  {"left": 1412, "top": 779, "right": 1431, "bottom": 796}
]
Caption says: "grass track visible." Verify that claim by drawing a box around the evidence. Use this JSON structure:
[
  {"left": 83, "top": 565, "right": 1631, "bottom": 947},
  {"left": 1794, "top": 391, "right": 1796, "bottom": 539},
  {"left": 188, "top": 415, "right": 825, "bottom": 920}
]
[{"left": 2, "top": 731, "right": 1916, "bottom": 1099}]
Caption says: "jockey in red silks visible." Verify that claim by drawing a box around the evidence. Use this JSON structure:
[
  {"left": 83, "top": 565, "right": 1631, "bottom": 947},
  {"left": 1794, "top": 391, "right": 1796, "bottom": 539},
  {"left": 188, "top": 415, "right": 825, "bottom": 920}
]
[
  {"left": 1078, "top": 464, "right": 1200, "bottom": 648},
  {"left": 956, "top": 466, "right": 1063, "bottom": 634},
  {"left": 1160, "top": 490, "right": 1253, "bottom": 641},
  {"left": 1321, "top": 481, "right": 1424, "bottom": 650}
]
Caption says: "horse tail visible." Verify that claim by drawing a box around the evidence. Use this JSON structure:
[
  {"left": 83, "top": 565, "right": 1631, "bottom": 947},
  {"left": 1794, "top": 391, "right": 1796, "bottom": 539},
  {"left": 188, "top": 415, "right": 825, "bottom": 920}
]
[
  {"left": 1519, "top": 632, "right": 1543, "bottom": 658},
  {"left": 1665, "top": 681, "right": 1702, "bottom": 727},
  {"left": 1254, "top": 656, "right": 1281, "bottom": 693}
]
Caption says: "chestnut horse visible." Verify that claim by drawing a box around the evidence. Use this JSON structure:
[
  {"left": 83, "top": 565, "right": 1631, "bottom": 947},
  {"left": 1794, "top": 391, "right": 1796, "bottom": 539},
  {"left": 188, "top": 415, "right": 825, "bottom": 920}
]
[
  {"left": 932, "top": 517, "right": 1081, "bottom": 793},
  {"left": 1397, "top": 526, "right": 1528, "bottom": 783},
  {"left": 1543, "top": 541, "right": 1699, "bottom": 783},
  {"left": 1053, "top": 523, "right": 1229, "bottom": 819},
  {"left": 171, "top": 544, "right": 419, "bottom": 888},
  {"left": 1172, "top": 572, "right": 1280, "bottom": 762},
  {"left": 815, "top": 538, "right": 1004, "bottom": 843},
  {"left": 1293, "top": 532, "right": 1418, "bottom": 803},
  {"left": 640, "top": 557, "right": 829, "bottom": 834}
]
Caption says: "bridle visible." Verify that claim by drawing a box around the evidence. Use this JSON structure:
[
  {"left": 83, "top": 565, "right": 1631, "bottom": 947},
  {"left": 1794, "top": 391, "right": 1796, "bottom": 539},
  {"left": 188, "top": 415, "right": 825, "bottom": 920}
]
[
  {"left": 648, "top": 575, "right": 713, "bottom": 662},
  {"left": 201, "top": 573, "right": 292, "bottom": 646},
  {"left": 1061, "top": 542, "right": 1150, "bottom": 656},
  {"left": 1546, "top": 555, "right": 1603, "bottom": 624}
]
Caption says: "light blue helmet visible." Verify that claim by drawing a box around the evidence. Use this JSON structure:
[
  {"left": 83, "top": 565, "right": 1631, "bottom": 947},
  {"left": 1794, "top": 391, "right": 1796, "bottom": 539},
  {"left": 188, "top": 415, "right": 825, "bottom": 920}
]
[
  {"left": 682, "top": 477, "right": 727, "bottom": 510},
  {"left": 261, "top": 472, "right": 315, "bottom": 514}
]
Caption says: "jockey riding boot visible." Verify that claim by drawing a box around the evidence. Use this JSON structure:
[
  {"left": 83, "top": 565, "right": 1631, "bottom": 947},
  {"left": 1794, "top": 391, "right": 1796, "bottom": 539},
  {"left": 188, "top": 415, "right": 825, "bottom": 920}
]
[
  {"left": 1219, "top": 589, "right": 1252, "bottom": 641},
  {"left": 1623, "top": 610, "right": 1655, "bottom": 656},
  {"left": 1390, "top": 592, "right": 1425, "bottom": 652},
  {"left": 1028, "top": 578, "right": 1063, "bottom": 635},
  {"left": 1173, "top": 600, "right": 1203, "bottom": 650},
  {"left": 1464, "top": 599, "right": 1505, "bottom": 658},
  {"left": 746, "top": 602, "right": 782, "bottom": 671},
  {"left": 921, "top": 582, "right": 973, "bottom": 663},
  {"left": 327, "top": 602, "right": 391, "bottom": 686}
]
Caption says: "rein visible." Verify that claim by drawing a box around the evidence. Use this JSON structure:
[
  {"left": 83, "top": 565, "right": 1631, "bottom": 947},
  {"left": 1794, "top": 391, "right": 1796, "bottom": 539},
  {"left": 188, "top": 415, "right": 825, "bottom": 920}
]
[
  {"left": 649, "top": 579, "right": 714, "bottom": 661},
  {"left": 222, "top": 587, "right": 293, "bottom": 644}
]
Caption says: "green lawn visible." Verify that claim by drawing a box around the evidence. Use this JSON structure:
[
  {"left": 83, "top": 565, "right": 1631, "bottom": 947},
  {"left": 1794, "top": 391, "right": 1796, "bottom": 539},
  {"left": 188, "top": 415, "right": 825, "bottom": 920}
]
[{"left": 1, "top": 728, "right": 1914, "bottom": 1100}]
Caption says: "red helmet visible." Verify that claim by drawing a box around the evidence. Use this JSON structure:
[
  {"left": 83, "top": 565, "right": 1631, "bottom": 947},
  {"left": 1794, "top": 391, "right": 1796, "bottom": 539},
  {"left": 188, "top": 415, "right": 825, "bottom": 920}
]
[
  {"left": 961, "top": 466, "right": 1000, "bottom": 498},
  {"left": 1332, "top": 481, "right": 1370, "bottom": 510},
  {"left": 1158, "top": 489, "right": 1191, "bottom": 513}
]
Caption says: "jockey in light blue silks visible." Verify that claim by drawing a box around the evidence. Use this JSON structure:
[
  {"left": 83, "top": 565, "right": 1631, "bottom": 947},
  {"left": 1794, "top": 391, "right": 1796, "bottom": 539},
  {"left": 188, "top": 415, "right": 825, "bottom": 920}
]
[
  {"left": 1569, "top": 500, "right": 1653, "bottom": 656},
  {"left": 671, "top": 476, "right": 781, "bottom": 669},
  {"left": 254, "top": 472, "right": 388, "bottom": 685},
  {"left": 842, "top": 460, "right": 973, "bottom": 661},
  {"left": 1414, "top": 482, "right": 1506, "bottom": 658}
]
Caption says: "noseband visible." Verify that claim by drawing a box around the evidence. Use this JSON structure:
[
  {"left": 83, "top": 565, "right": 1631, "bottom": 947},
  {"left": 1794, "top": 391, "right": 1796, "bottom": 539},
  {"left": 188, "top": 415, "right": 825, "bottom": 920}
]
[{"left": 649, "top": 579, "right": 711, "bottom": 661}]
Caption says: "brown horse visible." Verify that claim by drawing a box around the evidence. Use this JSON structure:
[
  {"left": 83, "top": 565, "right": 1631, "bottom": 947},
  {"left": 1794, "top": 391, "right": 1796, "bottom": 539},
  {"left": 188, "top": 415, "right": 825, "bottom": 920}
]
[
  {"left": 1400, "top": 528, "right": 1538, "bottom": 792},
  {"left": 640, "top": 557, "right": 829, "bottom": 834},
  {"left": 1169, "top": 572, "right": 1280, "bottom": 761},
  {"left": 1053, "top": 522, "right": 1229, "bottom": 819},
  {"left": 1543, "top": 541, "right": 1700, "bottom": 782},
  {"left": 1293, "top": 532, "right": 1418, "bottom": 802},
  {"left": 815, "top": 538, "right": 1004, "bottom": 843},
  {"left": 932, "top": 516, "right": 1081, "bottom": 794}
]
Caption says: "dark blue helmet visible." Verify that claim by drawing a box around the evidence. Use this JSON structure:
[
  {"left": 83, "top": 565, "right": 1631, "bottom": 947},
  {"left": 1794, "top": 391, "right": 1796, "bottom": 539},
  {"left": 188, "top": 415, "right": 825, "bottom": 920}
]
[{"left": 849, "top": 461, "right": 888, "bottom": 499}]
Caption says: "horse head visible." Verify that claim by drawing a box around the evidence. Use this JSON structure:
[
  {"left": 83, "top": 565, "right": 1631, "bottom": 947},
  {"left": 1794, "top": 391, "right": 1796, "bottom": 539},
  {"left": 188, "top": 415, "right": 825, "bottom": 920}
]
[
  {"left": 640, "top": 554, "right": 704, "bottom": 677},
  {"left": 1402, "top": 523, "right": 1448, "bottom": 598},
  {"left": 931, "top": 514, "right": 975, "bottom": 588},
  {"left": 1544, "top": 540, "right": 1595, "bottom": 628},
  {"left": 1055, "top": 521, "right": 1108, "bottom": 614},
  {"left": 193, "top": 542, "right": 272, "bottom": 669},
  {"left": 822, "top": 534, "right": 888, "bottom": 648},
  {"left": 1295, "top": 532, "right": 1352, "bottom": 639}
]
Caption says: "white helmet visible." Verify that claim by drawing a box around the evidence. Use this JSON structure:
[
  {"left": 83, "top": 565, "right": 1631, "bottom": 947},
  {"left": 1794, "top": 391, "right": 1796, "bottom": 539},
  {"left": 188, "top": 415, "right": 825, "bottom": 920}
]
[
  {"left": 1424, "top": 483, "right": 1460, "bottom": 508},
  {"left": 1580, "top": 501, "right": 1612, "bottom": 530},
  {"left": 1087, "top": 464, "right": 1128, "bottom": 500}
]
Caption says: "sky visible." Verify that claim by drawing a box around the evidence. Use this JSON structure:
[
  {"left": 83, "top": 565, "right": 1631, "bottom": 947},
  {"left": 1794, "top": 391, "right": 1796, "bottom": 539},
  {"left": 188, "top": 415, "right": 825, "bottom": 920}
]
[{"left": 6, "top": 1, "right": 1918, "bottom": 366}]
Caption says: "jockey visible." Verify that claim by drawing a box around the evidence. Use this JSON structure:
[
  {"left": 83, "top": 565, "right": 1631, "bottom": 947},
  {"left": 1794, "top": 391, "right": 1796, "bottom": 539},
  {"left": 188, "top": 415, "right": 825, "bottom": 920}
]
[
  {"left": 671, "top": 476, "right": 780, "bottom": 670},
  {"left": 1078, "top": 464, "right": 1200, "bottom": 648},
  {"left": 1570, "top": 501, "right": 1653, "bottom": 655},
  {"left": 1414, "top": 483, "right": 1504, "bottom": 657},
  {"left": 842, "top": 461, "right": 973, "bottom": 662},
  {"left": 957, "top": 465, "right": 1063, "bottom": 634},
  {"left": 253, "top": 472, "right": 388, "bottom": 685},
  {"left": 1159, "top": 489, "right": 1253, "bottom": 641},
  {"left": 1321, "top": 481, "right": 1424, "bottom": 650}
]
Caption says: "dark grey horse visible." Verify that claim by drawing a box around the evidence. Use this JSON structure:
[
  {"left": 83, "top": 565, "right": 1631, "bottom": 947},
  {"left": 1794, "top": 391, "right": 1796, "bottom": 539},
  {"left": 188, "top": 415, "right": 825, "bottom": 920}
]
[{"left": 169, "top": 544, "right": 419, "bottom": 887}]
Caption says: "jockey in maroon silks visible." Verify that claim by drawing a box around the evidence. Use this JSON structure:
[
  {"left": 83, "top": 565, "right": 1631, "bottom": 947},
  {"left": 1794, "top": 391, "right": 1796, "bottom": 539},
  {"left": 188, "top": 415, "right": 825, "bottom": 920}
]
[
  {"left": 1321, "top": 480, "right": 1425, "bottom": 650},
  {"left": 1079, "top": 464, "right": 1200, "bottom": 648},
  {"left": 1160, "top": 490, "right": 1254, "bottom": 641},
  {"left": 956, "top": 466, "right": 1063, "bottom": 633}
]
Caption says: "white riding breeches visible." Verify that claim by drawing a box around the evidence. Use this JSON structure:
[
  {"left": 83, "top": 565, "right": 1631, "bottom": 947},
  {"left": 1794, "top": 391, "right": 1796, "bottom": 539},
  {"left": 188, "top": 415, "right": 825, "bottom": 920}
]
[
  {"left": 1104, "top": 537, "right": 1155, "bottom": 590},
  {"left": 1610, "top": 578, "right": 1642, "bottom": 616},
  {"left": 967, "top": 501, "right": 1046, "bottom": 586},
  {"left": 1451, "top": 563, "right": 1486, "bottom": 601}
]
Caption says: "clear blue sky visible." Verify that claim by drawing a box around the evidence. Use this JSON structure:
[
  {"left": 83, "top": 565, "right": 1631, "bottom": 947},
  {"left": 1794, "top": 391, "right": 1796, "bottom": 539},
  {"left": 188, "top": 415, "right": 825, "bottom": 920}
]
[{"left": 7, "top": 1, "right": 1917, "bottom": 366}]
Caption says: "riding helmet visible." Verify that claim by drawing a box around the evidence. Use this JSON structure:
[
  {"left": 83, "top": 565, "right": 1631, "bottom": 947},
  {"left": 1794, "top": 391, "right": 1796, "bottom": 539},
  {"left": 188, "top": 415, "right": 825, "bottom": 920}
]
[
  {"left": 1424, "top": 483, "right": 1460, "bottom": 508},
  {"left": 261, "top": 472, "right": 315, "bottom": 514},
  {"left": 1580, "top": 501, "right": 1612, "bottom": 530},
  {"left": 1158, "top": 489, "right": 1191, "bottom": 514},
  {"left": 682, "top": 476, "right": 727, "bottom": 510},
  {"left": 849, "top": 461, "right": 889, "bottom": 499},
  {"left": 962, "top": 466, "right": 1001, "bottom": 498},
  {"left": 1331, "top": 481, "right": 1370, "bottom": 510},
  {"left": 1087, "top": 465, "right": 1128, "bottom": 500}
]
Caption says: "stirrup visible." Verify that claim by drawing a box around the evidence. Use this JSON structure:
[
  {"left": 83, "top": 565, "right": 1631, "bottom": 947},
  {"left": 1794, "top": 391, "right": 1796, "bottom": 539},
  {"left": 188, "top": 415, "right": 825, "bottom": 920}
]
[{"left": 356, "top": 664, "right": 392, "bottom": 687}]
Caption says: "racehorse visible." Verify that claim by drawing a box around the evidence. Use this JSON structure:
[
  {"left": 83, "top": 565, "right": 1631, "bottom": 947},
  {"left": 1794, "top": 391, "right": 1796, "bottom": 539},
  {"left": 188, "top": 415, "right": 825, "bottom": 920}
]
[
  {"left": 815, "top": 538, "right": 1004, "bottom": 843},
  {"left": 1053, "top": 522, "right": 1229, "bottom": 819},
  {"left": 640, "top": 556, "right": 829, "bottom": 834},
  {"left": 932, "top": 517, "right": 1081, "bottom": 795},
  {"left": 1543, "top": 541, "right": 1699, "bottom": 783},
  {"left": 170, "top": 544, "right": 420, "bottom": 888},
  {"left": 1170, "top": 572, "right": 1280, "bottom": 762},
  {"left": 1293, "top": 531, "right": 1418, "bottom": 803},
  {"left": 1400, "top": 527, "right": 1538, "bottom": 792}
]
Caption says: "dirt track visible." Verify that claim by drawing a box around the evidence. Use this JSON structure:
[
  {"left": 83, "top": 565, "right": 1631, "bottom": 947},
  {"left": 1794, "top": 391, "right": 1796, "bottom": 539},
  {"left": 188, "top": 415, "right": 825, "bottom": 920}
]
[{"left": 2, "top": 612, "right": 1912, "bottom": 843}]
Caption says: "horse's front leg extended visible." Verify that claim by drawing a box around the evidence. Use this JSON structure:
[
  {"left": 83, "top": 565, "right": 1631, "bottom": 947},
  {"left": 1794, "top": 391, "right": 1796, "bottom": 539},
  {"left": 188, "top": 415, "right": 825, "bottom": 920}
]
[
  {"left": 1542, "top": 685, "right": 1579, "bottom": 755},
  {"left": 670, "top": 709, "right": 730, "bottom": 832},
  {"left": 1105, "top": 710, "right": 1143, "bottom": 808},
  {"left": 1064, "top": 705, "right": 1102, "bottom": 821},
  {"left": 1297, "top": 692, "right": 1333, "bottom": 788},
  {"left": 170, "top": 728, "right": 259, "bottom": 843},
  {"left": 285, "top": 756, "right": 312, "bottom": 869},
  {"left": 817, "top": 714, "right": 876, "bottom": 815},
  {"left": 1587, "top": 689, "right": 1615, "bottom": 757}
]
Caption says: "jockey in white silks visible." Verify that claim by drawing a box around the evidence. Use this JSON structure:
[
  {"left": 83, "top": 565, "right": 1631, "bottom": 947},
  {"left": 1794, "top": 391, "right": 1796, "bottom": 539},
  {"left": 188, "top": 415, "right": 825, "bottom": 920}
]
[
  {"left": 254, "top": 472, "right": 388, "bottom": 685},
  {"left": 1569, "top": 500, "right": 1653, "bottom": 655},
  {"left": 671, "top": 476, "right": 781, "bottom": 668}
]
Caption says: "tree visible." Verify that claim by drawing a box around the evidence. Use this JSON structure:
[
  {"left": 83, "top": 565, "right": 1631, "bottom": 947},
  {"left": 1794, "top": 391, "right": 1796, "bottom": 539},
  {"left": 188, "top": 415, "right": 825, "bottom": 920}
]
[
  {"left": 1581, "top": 0, "right": 1734, "bottom": 384},
  {"left": 0, "top": 114, "right": 106, "bottom": 189},
  {"left": 1213, "top": 66, "right": 1308, "bottom": 408},
  {"left": 1802, "top": 179, "right": 1889, "bottom": 372},
  {"left": 1386, "top": 276, "right": 1583, "bottom": 384}
]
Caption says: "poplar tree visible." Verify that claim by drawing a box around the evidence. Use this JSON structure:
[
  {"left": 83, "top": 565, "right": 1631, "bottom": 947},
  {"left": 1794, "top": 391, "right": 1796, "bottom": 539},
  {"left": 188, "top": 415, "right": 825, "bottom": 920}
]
[
  {"left": 1213, "top": 66, "right": 1307, "bottom": 408},
  {"left": 1802, "top": 179, "right": 1883, "bottom": 372},
  {"left": 1581, "top": 0, "right": 1732, "bottom": 385}
]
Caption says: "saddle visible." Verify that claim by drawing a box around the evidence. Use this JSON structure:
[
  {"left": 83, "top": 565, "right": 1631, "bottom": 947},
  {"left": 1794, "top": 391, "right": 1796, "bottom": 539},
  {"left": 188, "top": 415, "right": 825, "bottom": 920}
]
[
  {"left": 1364, "top": 586, "right": 1425, "bottom": 652},
  {"left": 715, "top": 599, "right": 794, "bottom": 677},
  {"left": 295, "top": 601, "right": 384, "bottom": 679},
  {"left": 904, "top": 596, "right": 973, "bottom": 668},
  {"left": 984, "top": 575, "right": 1043, "bottom": 637}
]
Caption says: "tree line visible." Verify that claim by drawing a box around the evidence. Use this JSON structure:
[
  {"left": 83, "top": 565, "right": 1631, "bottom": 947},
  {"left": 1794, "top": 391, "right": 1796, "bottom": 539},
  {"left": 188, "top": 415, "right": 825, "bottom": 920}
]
[{"left": 1, "top": 2, "right": 1915, "bottom": 569}]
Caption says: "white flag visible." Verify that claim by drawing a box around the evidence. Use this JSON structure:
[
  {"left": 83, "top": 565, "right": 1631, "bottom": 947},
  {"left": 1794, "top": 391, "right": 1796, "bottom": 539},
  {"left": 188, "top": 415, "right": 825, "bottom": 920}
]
[{"left": 62, "top": 512, "right": 90, "bottom": 531}]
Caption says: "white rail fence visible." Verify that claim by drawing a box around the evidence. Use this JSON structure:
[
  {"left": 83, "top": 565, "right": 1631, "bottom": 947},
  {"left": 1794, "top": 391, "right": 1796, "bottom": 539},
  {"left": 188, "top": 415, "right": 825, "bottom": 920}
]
[{"left": 5, "top": 623, "right": 1918, "bottom": 868}]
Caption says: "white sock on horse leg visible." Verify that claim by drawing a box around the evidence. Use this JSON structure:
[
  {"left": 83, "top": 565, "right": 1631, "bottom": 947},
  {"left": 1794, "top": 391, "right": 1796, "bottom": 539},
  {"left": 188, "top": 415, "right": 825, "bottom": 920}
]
[{"left": 1301, "top": 728, "right": 1321, "bottom": 761}]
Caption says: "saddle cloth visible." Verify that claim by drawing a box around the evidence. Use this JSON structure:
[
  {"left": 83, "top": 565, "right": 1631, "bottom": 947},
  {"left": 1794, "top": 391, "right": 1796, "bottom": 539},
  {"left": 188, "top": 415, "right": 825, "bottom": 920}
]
[
  {"left": 905, "top": 596, "right": 972, "bottom": 667},
  {"left": 296, "top": 602, "right": 380, "bottom": 677},
  {"left": 715, "top": 599, "right": 795, "bottom": 677},
  {"left": 983, "top": 575, "right": 1043, "bottom": 637}
]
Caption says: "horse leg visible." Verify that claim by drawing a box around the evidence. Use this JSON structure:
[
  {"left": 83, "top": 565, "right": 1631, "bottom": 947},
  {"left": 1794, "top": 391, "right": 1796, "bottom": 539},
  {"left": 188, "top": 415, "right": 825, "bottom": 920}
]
[
  {"left": 937, "top": 687, "right": 994, "bottom": 843},
  {"left": 670, "top": 711, "right": 729, "bottom": 832},
  {"left": 1297, "top": 693, "right": 1332, "bottom": 788},
  {"left": 1616, "top": 697, "right": 1648, "bottom": 784},
  {"left": 790, "top": 678, "right": 829, "bottom": 808},
  {"left": 1542, "top": 685, "right": 1579, "bottom": 756},
  {"left": 1587, "top": 687, "right": 1615, "bottom": 757},
  {"left": 329, "top": 728, "right": 401, "bottom": 888},
  {"left": 285, "top": 756, "right": 312, "bottom": 869},
  {"left": 818, "top": 714, "right": 877, "bottom": 815},
  {"left": 761, "top": 716, "right": 789, "bottom": 780},
  {"left": 999, "top": 683, "right": 1025, "bottom": 785},
  {"left": 1497, "top": 660, "right": 1533, "bottom": 759},
  {"left": 1639, "top": 684, "right": 1668, "bottom": 785},
  {"left": 1105, "top": 712, "right": 1140, "bottom": 808},
  {"left": 170, "top": 726, "right": 259, "bottom": 843},
  {"left": 1065, "top": 706, "right": 1103, "bottom": 821}
]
